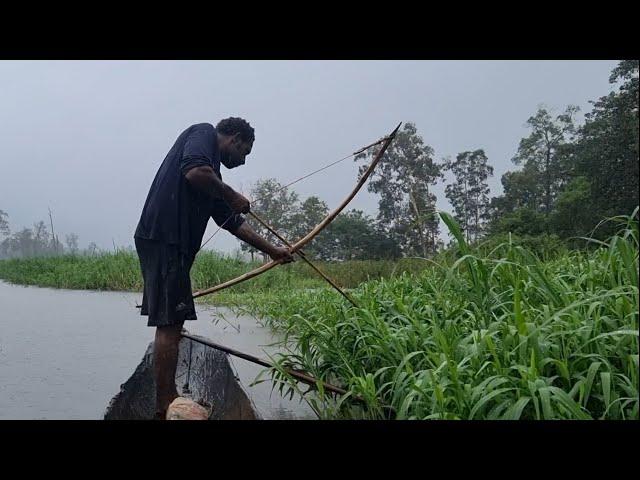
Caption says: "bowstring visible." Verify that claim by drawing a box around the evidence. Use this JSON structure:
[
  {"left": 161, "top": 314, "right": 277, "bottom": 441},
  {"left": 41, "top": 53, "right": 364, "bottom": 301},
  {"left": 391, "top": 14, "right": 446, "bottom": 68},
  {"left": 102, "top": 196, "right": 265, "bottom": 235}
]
[{"left": 197, "top": 140, "right": 383, "bottom": 254}]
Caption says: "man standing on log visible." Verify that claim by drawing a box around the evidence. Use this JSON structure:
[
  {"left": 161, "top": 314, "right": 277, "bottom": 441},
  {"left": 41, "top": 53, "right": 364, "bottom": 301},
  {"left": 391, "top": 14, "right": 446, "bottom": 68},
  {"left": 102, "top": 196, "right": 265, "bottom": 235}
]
[{"left": 134, "top": 118, "right": 294, "bottom": 419}]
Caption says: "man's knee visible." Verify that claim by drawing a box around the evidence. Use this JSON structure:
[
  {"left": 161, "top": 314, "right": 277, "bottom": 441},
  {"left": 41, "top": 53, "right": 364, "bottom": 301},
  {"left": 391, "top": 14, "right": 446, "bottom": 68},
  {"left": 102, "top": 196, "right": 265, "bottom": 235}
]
[
  {"left": 156, "top": 323, "right": 183, "bottom": 334},
  {"left": 155, "top": 323, "right": 184, "bottom": 345}
]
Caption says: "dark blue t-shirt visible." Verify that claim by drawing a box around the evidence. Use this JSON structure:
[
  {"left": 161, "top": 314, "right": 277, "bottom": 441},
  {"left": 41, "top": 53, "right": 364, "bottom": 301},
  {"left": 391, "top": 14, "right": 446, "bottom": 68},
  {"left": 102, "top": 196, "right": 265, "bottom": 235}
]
[{"left": 134, "top": 123, "right": 244, "bottom": 256}]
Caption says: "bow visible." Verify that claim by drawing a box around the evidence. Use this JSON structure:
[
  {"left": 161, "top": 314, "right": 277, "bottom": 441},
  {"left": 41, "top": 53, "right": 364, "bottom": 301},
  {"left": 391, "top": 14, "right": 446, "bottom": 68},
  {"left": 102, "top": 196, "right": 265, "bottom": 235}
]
[{"left": 192, "top": 122, "right": 402, "bottom": 300}]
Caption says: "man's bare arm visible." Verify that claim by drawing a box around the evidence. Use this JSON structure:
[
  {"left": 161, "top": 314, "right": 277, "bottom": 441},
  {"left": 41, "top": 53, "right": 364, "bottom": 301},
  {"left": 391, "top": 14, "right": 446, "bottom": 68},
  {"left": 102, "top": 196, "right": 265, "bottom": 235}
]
[
  {"left": 230, "top": 222, "right": 294, "bottom": 263},
  {"left": 185, "top": 166, "right": 292, "bottom": 262},
  {"left": 184, "top": 165, "right": 250, "bottom": 213}
]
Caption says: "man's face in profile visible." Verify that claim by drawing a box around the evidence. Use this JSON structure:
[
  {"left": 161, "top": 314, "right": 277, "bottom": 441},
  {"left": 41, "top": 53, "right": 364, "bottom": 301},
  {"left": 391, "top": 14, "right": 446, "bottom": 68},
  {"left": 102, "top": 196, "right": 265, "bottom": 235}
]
[{"left": 221, "top": 134, "right": 252, "bottom": 169}]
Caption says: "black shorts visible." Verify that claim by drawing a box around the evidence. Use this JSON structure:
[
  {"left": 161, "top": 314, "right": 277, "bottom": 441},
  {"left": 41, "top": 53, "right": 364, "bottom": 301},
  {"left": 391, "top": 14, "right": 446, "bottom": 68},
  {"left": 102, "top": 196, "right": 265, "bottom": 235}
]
[{"left": 135, "top": 237, "right": 197, "bottom": 327}]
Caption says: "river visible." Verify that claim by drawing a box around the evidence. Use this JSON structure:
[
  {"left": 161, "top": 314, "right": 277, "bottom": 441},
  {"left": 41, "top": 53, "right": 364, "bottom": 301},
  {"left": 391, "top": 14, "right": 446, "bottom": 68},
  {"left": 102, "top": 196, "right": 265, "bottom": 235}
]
[{"left": 0, "top": 280, "right": 316, "bottom": 420}]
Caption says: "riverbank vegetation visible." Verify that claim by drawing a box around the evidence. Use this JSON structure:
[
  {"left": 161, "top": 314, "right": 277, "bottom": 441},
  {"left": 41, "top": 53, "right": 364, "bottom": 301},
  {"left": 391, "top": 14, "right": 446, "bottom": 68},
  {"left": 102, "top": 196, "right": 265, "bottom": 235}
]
[{"left": 241, "top": 212, "right": 638, "bottom": 420}]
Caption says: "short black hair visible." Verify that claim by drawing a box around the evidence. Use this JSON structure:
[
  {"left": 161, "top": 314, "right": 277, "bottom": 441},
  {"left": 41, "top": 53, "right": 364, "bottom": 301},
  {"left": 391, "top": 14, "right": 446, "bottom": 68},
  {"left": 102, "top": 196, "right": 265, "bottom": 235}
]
[{"left": 216, "top": 117, "right": 255, "bottom": 143}]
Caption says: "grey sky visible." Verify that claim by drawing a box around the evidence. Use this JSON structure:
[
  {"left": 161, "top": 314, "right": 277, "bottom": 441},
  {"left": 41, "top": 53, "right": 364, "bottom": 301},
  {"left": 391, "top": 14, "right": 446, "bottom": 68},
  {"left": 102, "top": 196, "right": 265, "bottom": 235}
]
[{"left": 0, "top": 60, "right": 618, "bottom": 254}]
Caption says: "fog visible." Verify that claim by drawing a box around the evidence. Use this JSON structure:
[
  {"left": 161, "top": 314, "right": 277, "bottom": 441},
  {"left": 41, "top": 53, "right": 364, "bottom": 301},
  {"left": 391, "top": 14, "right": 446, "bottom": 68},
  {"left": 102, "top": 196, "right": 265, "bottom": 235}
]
[{"left": 0, "top": 60, "right": 617, "bottom": 253}]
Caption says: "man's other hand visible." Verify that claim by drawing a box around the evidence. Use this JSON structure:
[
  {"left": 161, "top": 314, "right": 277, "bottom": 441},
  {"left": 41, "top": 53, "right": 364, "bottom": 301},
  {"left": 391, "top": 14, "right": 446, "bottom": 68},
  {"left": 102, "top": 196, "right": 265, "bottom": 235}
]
[{"left": 269, "top": 246, "right": 295, "bottom": 264}]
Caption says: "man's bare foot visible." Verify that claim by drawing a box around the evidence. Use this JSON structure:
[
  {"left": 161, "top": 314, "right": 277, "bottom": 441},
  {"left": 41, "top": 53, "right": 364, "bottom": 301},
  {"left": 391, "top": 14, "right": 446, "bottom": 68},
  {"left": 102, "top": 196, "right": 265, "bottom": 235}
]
[
  {"left": 166, "top": 397, "right": 210, "bottom": 420},
  {"left": 156, "top": 392, "right": 179, "bottom": 419}
]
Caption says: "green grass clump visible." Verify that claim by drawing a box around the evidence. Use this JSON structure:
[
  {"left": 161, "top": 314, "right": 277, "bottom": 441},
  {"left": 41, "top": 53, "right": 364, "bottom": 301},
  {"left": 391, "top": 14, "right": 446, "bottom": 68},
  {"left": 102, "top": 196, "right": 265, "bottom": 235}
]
[
  {"left": 237, "top": 211, "right": 639, "bottom": 420},
  {"left": 0, "top": 250, "right": 143, "bottom": 291},
  {"left": 0, "top": 248, "right": 430, "bottom": 304}
]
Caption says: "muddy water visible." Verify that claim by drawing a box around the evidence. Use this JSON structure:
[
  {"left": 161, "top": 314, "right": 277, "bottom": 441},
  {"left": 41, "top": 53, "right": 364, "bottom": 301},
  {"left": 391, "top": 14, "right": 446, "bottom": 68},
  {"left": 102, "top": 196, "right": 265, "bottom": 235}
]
[{"left": 0, "top": 280, "right": 316, "bottom": 419}]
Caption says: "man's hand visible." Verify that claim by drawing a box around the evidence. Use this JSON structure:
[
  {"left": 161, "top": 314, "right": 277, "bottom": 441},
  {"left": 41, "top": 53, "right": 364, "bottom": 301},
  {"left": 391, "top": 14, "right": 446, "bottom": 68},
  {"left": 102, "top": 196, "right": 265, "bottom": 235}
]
[
  {"left": 269, "top": 246, "right": 295, "bottom": 264},
  {"left": 231, "top": 223, "right": 295, "bottom": 264},
  {"left": 224, "top": 190, "right": 251, "bottom": 214}
]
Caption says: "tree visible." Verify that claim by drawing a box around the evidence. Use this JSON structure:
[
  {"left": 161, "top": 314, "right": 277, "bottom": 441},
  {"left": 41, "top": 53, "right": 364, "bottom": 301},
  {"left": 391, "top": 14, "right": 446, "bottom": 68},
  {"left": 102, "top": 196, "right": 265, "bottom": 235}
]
[
  {"left": 0, "top": 216, "right": 83, "bottom": 258},
  {"left": 570, "top": 60, "right": 639, "bottom": 236},
  {"left": 241, "top": 178, "right": 299, "bottom": 260},
  {"left": 512, "top": 105, "right": 579, "bottom": 217},
  {"left": 290, "top": 196, "right": 329, "bottom": 240},
  {"left": 355, "top": 122, "right": 442, "bottom": 257},
  {"left": 11, "top": 228, "right": 35, "bottom": 257},
  {"left": 444, "top": 149, "right": 494, "bottom": 243},
  {"left": 289, "top": 196, "right": 330, "bottom": 258},
  {"left": 494, "top": 164, "right": 542, "bottom": 214},
  {"left": 486, "top": 165, "right": 545, "bottom": 236},
  {"left": 33, "top": 221, "right": 50, "bottom": 256},
  {"left": 65, "top": 233, "right": 79, "bottom": 254},
  {"left": 0, "top": 209, "right": 9, "bottom": 237},
  {"left": 487, "top": 105, "right": 579, "bottom": 238},
  {"left": 233, "top": 177, "right": 403, "bottom": 261},
  {"left": 549, "top": 176, "right": 593, "bottom": 240},
  {"left": 319, "top": 209, "right": 401, "bottom": 261},
  {"left": 489, "top": 208, "right": 548, "bottom": 237},
  {"left": 86, "top": 242, "right": 99, "bottom": 256}
]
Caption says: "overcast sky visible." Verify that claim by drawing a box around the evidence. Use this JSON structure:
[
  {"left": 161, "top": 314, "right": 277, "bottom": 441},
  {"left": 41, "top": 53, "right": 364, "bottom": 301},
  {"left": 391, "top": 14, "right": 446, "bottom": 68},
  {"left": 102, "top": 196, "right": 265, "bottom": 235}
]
[{"left": 0, "top": 60, "right": 618, "bottom": 253}]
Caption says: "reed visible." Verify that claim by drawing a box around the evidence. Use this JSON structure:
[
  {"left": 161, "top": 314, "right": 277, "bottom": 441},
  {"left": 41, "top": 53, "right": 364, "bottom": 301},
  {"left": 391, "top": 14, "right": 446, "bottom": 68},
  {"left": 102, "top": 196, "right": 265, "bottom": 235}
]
[{"left": 237, "top": 211, "right": 639, "bottom": 420}]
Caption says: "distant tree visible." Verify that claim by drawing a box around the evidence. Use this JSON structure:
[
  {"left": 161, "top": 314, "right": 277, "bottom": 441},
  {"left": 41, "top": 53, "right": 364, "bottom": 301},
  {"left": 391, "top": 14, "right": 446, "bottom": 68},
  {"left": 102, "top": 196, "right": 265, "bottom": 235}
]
[
  {"left": 13, "top": 228, "right": 35, "bottom": 257},
  {"left": 489, "top": 208, "right": 548, "bottom": 237},
  {"left": 549, "top": 177, "right": 594, "bottom": 240},
  {"left": 290, "top": 196, "right": 329, "bottom": 240},
  {"left": 319, "top": 209, "right": 401, "bottom": 261},
  {"left": 487, "top": 105, "right": 579, "bottom": 238},
  {"left": 86, "top": 242, "right": 99, "bottom": 256},
  {"left": 0, "top": 209, "right": 9, "bottom": 237},
  {"left": 0, "top": 216, "right": 86, "bottom": 258},
  {"left": 241, "top": 178, "right": 299, "bottom": 260},
  {"left": 33, "top": 221, "right": 50, "bottom": 256},
  {"left": 65, "top": 233, "right": 79, "bottom": 254},
  {"left": 47, "top": 208, "right": 61, "bottom": 255},
  {"left": 511, "top": 105, "right": 579, "bottom": 217},
  {"left": 290, "top": 196, "right": 330, "bottom": 258},
  {"left": 491, "top": 164, "right": 542, "bottom": 215},
  {"left": 355, "top": 122, "right": 442, "bottom": 257},
  {"left": 570, "top": 60, "right": 639, "bottom": 237},
  {"left": 444, "top": 149, "right": 494, "bottom": 243}
]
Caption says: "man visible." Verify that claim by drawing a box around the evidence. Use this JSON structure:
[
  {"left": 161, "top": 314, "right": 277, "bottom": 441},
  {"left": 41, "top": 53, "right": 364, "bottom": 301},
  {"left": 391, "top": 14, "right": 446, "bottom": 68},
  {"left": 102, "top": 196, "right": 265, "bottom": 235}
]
[{"left": 134, "top": 118, "right": 294, "bottom": 419}]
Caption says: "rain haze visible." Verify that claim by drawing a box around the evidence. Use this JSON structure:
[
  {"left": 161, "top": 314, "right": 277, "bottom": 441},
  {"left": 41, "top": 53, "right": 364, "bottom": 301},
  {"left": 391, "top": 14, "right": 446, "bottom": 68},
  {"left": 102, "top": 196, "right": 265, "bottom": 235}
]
[{"left": 0, "top": 60, "right": 618, "bottom": 254}]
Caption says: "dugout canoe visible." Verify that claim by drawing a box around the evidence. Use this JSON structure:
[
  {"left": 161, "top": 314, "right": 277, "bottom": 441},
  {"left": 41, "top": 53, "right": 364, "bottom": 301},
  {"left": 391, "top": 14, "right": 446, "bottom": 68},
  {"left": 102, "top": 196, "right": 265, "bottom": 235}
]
[{"left": 104, "top": 333, "right": 261, "bottom": 420}]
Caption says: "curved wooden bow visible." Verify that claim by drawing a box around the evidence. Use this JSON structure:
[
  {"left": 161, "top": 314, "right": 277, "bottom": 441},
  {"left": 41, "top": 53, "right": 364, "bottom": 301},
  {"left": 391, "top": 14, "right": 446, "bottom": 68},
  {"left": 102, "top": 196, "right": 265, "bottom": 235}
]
[{"left": 192, "top": 122, "right": 402, "bottom": 300}]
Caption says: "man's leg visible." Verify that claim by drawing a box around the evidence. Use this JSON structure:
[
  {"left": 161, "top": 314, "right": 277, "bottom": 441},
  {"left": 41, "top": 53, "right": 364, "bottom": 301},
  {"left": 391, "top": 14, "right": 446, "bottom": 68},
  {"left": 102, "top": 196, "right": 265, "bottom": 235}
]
[{"left": 154, "top": 323, "right": 183, "bottom": 417}]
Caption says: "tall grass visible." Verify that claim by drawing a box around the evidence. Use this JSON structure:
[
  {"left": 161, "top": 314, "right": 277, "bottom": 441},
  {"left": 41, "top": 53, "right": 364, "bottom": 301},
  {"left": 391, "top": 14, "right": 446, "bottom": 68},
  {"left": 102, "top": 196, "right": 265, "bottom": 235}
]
[
  {"left": 0, "top": 249, "right": 431, "bottom": 304},
  {"left": 0, "top": 250, "right": 143, "bottom": 291},
  {"left": 239, "top": 211, "right": 639, "bottom": 420}
]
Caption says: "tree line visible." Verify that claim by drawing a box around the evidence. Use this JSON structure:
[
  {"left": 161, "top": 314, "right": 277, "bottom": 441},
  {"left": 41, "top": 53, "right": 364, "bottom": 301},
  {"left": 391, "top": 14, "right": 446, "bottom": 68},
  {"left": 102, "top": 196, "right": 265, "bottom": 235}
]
[
  {"left": 489, "top": 60, "right": 638, "bottom": 242},
  {"left": 0, "top": 210, "right": 96, "bottom": 259},
  {"left": 245, "top": 60, "right": 638, "bottom": 259}
]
